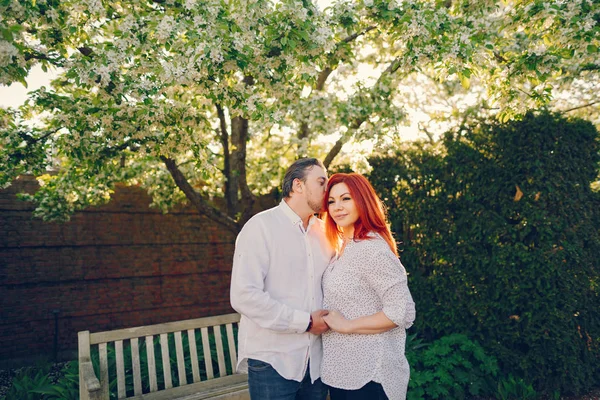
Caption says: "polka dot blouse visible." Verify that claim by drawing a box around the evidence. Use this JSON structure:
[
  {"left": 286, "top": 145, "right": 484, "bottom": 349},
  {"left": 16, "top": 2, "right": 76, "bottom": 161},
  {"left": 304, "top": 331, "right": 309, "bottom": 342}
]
[{"left": 321, "top": 233, "right": 416, "bottom": 399}]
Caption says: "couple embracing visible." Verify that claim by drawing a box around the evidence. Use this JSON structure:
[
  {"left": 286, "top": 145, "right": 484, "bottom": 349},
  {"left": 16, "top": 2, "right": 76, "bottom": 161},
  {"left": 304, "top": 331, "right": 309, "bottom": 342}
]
[{"left": 230, "top": 158, "right": 416, "bottom": 400}]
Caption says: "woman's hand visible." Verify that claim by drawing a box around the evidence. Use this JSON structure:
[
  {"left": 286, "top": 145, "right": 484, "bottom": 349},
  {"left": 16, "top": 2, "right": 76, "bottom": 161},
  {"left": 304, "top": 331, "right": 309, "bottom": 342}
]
[
  {"left": 323, "top": 310, "right": 353, "bottom": 334},
  {"left": 324, "top": 311, "right": 398, "bottom": 335}
]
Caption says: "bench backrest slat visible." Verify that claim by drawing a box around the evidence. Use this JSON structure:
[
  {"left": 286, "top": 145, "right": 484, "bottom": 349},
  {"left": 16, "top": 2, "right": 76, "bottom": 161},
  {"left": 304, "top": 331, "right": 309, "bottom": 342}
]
[
  {"left": 146, "top": 335, "right": 158, "bottom": 393},
  {"left": 225, "top": 323, "right": 237, "bottom": 372},
  {"left": 187, "top": 329, "right": 201, "bottom": 383},
  {"left": 174, "top": 331, "right": 187, "bottom": 386},
  {"left": 131, "top": 338, "right": 143, "bottom": 395},
  {"left": 214, "top": 326, "right": 226, "bottom": 378},
  {"left": 159, "top": 333, "right": 173, "bottom": 389},
  {"left": 99, "top": 343, "right": 109, "bottom": 398},
  {"left": 200, "top": 327, "right": 214, "bottom": 379},
  {"left": 115, "top": 340, "right": 126, "bottom": 399},
  {"left": 89, "top": 314, "right": 240, "bottom": 344}
]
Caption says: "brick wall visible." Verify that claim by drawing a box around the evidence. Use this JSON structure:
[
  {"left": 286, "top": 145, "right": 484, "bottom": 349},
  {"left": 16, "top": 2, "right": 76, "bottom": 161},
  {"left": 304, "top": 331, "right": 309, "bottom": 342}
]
[{"left": 0, "top": 176, "right": 238, "bottom": 364}]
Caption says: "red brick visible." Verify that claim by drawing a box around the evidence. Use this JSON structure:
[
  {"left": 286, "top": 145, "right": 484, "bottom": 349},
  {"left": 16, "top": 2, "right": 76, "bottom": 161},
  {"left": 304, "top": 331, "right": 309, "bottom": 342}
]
[{"left": 0, "top": 178, "right": 240, "bottom": 362}]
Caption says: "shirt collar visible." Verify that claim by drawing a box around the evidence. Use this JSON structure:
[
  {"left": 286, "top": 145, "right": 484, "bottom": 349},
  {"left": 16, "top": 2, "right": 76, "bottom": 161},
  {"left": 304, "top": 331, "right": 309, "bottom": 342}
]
[{"left": 279, "top": 199, "right": 317, "bottom": 229}]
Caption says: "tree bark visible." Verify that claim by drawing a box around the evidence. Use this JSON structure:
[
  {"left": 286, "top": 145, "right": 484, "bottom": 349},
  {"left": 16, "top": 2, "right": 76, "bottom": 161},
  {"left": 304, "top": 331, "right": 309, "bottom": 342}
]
[
  {"left": 161, "top": 156, "right": 240, "bottom": 234},
  {"left": 216, "top": 104, "right": 236, "bottom": 217},
  {"left": 231, "top": 116, "right": 255, "bottom": 225}
]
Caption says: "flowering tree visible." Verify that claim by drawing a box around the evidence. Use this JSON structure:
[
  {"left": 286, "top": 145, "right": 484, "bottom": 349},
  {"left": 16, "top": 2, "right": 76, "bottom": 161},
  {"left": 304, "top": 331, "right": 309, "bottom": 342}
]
[{"left": 1, "top": 0, "right": 598, "bottom": 232}]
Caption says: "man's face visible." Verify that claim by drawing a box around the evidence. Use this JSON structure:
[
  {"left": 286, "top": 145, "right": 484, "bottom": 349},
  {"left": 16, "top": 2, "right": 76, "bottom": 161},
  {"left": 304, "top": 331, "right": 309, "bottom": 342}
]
[{"left": 301, "top": 166, "right": 328, "bottom": 213}]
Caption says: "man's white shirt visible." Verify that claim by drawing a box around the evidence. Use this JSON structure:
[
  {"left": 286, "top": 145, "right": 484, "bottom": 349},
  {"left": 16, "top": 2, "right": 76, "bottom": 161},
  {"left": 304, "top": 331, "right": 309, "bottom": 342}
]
[{"left": 230, "top": 200, "right": 334, "bottom": 382}]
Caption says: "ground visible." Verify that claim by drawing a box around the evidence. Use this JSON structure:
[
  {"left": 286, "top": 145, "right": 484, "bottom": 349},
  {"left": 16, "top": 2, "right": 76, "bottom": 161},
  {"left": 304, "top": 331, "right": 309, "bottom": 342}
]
[{"left": 0, "top": 363, "right": 598, "bottom": 399}]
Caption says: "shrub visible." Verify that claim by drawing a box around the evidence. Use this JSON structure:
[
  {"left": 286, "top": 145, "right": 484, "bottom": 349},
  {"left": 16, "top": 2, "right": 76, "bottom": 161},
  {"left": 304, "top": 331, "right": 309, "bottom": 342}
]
[
  {"left": 0, "top": 366, "right": 52, "bottom": 400},
  {"left": 406, "top": 334, "right": 498, "bottom": 400},
  {"left": 496, "top": 375, "right": 537, "bottom": 400},
  {"left": 30, "top": 361, "right": 79, "bottom": 400},
  {"left": 369, "top": 111, "right": 600, "bottom": 395}
]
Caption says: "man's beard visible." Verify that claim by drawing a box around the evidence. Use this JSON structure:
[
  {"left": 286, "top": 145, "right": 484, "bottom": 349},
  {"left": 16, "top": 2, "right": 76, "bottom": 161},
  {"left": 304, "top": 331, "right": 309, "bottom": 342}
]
[{"left": 308, "top": 198, "right": 323, "bottom": 213}]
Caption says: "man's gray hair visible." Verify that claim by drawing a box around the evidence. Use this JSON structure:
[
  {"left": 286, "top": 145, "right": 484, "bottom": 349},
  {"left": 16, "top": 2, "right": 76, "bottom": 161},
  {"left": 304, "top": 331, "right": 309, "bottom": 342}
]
[{"left": 282, "top": 158, "right": 325, "bottom": 198}]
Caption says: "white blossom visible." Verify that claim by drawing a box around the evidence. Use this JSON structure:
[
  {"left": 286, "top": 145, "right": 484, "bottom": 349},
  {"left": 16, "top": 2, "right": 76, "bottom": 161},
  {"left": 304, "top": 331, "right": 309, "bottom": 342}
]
[
  {"left": 85, "top": 0, "right": 105, "bottom": 16},
  {"left": 532, "top": 44, "right": 547, "bottom": 56},
  {"left": 156, "top": 15, "right": 176, "bottom": 41},
  {"left": 0, "top": 40, "right": 18, "bottom": 68},
  {"left": 46, "top": 8, "right": 59, "bottom": 21},
  {"left": 184, "top": 0, "right": 197, "bottom": 10}
]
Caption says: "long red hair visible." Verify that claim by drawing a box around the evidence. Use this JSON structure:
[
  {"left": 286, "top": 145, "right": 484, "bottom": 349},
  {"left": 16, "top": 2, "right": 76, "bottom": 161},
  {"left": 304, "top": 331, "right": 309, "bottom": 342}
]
[{"left": 324, "top": 173, "right": 397, "bottom": 256}]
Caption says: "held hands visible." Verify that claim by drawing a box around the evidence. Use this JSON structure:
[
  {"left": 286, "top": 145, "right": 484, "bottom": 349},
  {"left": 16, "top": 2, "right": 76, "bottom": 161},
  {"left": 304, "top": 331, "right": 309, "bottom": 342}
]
[
  {"left": 322, "top": 310, "right": 353, "bottom": 334},
  {"left": 308, "top": 309, "right": 330, "bottom": 335}
]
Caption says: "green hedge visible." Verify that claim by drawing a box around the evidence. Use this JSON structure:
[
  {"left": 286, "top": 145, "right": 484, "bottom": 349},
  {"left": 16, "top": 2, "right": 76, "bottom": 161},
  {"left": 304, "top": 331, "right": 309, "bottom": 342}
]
[{"left": 369, "top": 111, "right": 600, "bottom": 395}]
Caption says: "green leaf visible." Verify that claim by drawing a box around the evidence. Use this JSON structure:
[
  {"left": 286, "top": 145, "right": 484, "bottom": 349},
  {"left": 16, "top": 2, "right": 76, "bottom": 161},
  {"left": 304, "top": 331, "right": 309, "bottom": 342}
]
[
  {"left": 560, "top": 48, "right": 574, "bottom": 59},
  {"left": 460, "top": 73, "right": 470, "bottom": 89},
  {"left": 1, "top": 27, "right": 13, "bottom": 41}
]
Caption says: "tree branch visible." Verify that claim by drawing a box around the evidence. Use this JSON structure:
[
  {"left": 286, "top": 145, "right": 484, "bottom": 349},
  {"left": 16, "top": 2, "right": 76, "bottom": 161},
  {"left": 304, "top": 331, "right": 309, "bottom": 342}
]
[
  {"left": 581, "top": 63, "right": 600, "bottom": 72},
  {"left": 161, "top": 156, "right": 239, "bottom": 234},
  {"left": 323, "top": 57, "right": 401, "bottom": 168},
  {"left": 22, "top": 50, "right": 63, "bottom": 66},
  {"left": 20, "top": 127, "right": 61, "bottom": 145},
  {"left": 298, "top": 122, "right": 310, "bottom": 142},
  {"left": 316, "top": 67, "right": 333, "bottom": 92},
  {"left": 561, "top": 101, "right": 599, "bottom": 113},
  {"left": 323, "top": 135, "right": 347, "bottom": 169},
  {"left": 315, "top": 26, "right": 377, "bottom": 90},
  {"left": 418, "top": 122, "right": 436, "bottom": 144},
  {"left": 341, "top": 25, "right": 377, "bottom": 44},
  {"left": 297, "top": 26, "right": 377, "bottom": 141}
]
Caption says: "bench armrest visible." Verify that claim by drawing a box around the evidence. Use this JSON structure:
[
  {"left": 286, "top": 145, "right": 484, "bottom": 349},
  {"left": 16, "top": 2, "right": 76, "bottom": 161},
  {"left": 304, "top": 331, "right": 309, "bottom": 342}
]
[{"left": 80, "top": 359, "right": 101, "bottom": 394}]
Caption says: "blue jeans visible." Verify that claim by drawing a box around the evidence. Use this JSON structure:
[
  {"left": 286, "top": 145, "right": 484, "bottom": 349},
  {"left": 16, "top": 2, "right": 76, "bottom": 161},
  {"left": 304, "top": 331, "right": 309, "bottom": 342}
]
[
  {"left": 329, "top": 381, "right": 388, "bottom": 400},
  {"left": 247, "top": 359, "right": 328, "bottom": 400}
]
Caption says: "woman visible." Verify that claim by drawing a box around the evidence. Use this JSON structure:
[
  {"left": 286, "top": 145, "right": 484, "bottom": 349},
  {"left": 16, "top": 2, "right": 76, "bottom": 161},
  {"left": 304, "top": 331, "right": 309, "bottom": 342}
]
[{"left": 321, "top": 173, "right": 415, "bottom": 400}]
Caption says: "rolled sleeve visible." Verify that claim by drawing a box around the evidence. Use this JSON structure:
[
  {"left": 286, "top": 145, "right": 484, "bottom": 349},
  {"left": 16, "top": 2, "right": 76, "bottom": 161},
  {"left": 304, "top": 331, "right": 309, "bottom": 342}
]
[{"left": 364, "top": 249, "right": 415, "bottom": 328}]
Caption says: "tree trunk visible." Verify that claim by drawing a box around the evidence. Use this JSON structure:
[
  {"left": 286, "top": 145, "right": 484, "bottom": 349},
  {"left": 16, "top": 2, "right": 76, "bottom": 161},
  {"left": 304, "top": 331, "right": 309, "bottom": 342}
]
[
  {"left": 231, "top": 116, "right": 255, "bottom": 225},
  {"left": 217, "top": 104, "right": 237, "bottom": 217},
  {"left": 161, "top": 156, "right": 240, "bottom": 234}
]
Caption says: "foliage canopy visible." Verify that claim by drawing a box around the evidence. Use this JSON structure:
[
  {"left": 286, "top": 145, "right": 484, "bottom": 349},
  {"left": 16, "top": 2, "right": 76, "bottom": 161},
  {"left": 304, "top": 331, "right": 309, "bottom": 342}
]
[{"left": 1, "top": 0, "right": 599, "bottom": 230}]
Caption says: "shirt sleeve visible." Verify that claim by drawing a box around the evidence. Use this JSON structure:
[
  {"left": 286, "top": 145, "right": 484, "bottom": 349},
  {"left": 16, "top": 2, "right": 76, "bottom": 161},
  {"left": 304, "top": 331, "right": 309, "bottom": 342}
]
[
  {"left": 363, "top": 245, "right": 416, "bottom": 329},
  {"left": 229, "top": 217, "right": 310, "bottom": 334}
]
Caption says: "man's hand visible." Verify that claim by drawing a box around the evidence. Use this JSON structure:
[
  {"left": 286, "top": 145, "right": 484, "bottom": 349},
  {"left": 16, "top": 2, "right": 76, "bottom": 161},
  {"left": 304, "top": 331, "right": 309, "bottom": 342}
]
[{"left": 308, "top": 309, "right": 330, "bottom": 335}]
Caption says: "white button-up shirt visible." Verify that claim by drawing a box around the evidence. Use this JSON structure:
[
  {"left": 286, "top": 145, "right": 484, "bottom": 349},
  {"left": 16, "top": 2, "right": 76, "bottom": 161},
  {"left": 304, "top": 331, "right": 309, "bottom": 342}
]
[{"left": 230, "top": 200, "right": 334, "bottom": 382}]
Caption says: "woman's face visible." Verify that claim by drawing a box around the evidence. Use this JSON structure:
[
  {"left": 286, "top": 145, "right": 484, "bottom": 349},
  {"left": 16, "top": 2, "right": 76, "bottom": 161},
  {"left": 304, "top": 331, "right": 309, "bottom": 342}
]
[{"left": 327, "top": 182, "right": 359, "bottom": 229}]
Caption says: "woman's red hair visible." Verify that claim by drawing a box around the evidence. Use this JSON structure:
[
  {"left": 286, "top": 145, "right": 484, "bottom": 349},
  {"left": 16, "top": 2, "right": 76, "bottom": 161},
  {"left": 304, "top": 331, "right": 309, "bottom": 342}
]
[{"left": 324, "top": 173, "right": 397, "bottom": 256}]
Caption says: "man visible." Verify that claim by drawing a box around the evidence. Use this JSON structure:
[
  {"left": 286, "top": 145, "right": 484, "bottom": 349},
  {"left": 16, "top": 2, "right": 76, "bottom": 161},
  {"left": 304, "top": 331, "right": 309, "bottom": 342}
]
[{"left": 230, "top": 158, "right": 334, "bottom": 400}]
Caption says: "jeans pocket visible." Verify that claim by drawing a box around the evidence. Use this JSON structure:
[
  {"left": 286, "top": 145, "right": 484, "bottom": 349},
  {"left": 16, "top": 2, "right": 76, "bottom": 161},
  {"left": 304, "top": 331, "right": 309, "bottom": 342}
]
[{"left": 247, "top": 358, "right": 272, "bottom": 372}]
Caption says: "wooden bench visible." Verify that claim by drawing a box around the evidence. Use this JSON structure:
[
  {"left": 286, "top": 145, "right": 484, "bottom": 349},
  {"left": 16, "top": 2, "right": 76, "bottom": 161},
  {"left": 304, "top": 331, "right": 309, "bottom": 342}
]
[{"left": 78, "top": 313, "right": 249, "bottom": 400}]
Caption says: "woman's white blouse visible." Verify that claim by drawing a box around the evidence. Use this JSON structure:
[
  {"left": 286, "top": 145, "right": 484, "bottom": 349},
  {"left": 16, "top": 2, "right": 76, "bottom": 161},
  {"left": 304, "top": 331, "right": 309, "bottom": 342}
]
[{"left": 321, "top": 234, "right": 416, "bottom": 399}]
